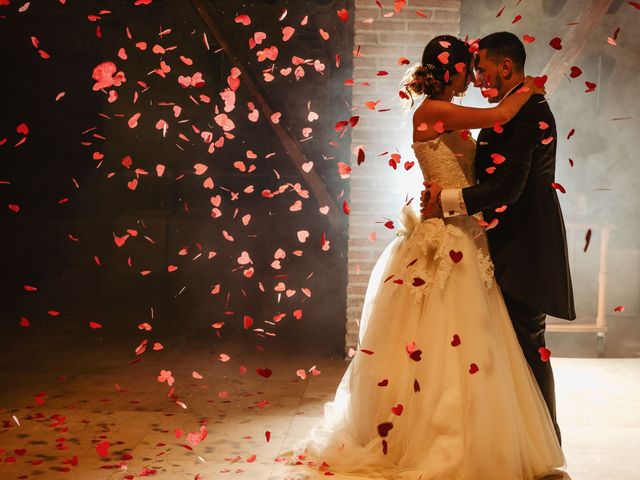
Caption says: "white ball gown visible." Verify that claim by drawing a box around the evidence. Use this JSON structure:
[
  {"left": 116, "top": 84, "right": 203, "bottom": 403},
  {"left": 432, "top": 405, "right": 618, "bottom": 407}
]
[{"left": 286, "top": 131, "right": 565, "bottom": 480}]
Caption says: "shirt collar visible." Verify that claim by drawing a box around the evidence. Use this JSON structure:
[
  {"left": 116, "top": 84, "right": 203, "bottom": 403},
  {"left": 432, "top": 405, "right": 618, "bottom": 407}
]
[{"left": 504, "top": 82, "right": 523, "bottom": 99}]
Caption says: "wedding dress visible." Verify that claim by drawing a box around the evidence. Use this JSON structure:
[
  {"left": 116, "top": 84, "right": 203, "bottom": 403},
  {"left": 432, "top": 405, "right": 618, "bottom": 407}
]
[{"left": 287, "top": 131, "right": 565, "bottom": 479}]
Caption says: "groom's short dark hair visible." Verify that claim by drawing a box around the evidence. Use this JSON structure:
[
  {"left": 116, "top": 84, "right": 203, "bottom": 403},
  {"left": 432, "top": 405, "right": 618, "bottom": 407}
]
[{"left": 478, "top": 32, "right": 526, "bottom": 72}]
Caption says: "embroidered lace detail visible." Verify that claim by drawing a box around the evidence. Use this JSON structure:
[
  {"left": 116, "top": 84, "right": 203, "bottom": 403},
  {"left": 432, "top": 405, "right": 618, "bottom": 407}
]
[
  {"left": 392, "top": 132, "right": 495, "bottom": 302},
  {"left": 434, "top": 224, "right": 464, "bottom": 290},
  {"left": 404, "top": 254, "right": 434, "bottom": 301},
  {"left": 412, "top": 132, "right": 476, "bottom": 188},
  {"left": 399, "top": 218, "right": 495, "bottom": 303},
  {"left": 476, "top": 247, "right": 495, "bottom": 291}
]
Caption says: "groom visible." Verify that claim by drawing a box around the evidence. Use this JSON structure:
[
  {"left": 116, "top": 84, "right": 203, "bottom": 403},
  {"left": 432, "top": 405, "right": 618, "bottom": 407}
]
[{"left": 422, "top": 31, "right": 575, "bottom": 443}]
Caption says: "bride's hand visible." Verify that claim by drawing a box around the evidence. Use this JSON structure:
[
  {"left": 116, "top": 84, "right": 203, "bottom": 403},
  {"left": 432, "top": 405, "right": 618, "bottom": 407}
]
[
  {"left": 523, "top": 75, "right": 545, "bottom": 96},
  {"left": 420, "top": 180, "right": 443, "bottom": 219}
]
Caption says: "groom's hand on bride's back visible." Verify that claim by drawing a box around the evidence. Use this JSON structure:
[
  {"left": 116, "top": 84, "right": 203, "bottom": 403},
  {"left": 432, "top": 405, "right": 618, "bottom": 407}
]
[{"left": 420, "top": 180, "right": 443, "bottom": 219}]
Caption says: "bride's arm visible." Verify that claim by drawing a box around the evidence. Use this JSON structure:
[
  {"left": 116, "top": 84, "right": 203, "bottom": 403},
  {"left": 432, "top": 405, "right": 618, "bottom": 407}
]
[{"left": 415, "top": 77, "right": 541, "bottom": 131}]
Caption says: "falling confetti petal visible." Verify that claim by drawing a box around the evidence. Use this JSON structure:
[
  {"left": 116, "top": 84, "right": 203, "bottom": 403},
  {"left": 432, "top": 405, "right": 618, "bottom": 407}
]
[
  {"left": 538, "top": 347, "right": 552, "bottom": 362},
  {"left": 95, "top": 441, "right": 110, "bottom": 457},
  {"left": 549, "top": 37, "right": 563, "bottom": 50},
  {"left": 584, "top": 229, "right": 592, "bottom": 252}
]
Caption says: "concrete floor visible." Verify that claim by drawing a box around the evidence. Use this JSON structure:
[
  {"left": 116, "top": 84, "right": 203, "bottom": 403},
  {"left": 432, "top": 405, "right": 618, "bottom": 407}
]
[{"left": 1, "top": 328, "right": 639, "bottom": 480}]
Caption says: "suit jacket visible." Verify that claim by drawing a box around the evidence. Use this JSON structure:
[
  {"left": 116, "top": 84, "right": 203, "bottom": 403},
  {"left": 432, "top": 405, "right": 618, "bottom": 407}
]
[{"left": 462, "top": 89, "right": 576, "bottom": 320}]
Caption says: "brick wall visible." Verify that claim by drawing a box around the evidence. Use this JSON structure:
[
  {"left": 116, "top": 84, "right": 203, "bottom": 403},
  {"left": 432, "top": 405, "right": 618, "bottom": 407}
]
[{"left": 345, "top": 0, "right": 461, "bottom": 353}]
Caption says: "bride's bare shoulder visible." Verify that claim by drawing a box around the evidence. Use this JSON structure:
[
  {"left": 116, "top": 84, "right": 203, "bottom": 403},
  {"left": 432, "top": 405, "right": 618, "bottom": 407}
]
[
  {"left": 413, "top": 99, "right": 451, "bottom": 123},
  {"left": 413, "top": 100, "right": 446, "bottom": 142}
]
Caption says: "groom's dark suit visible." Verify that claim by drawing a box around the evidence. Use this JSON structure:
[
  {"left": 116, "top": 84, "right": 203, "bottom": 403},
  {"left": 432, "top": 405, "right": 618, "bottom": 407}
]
[{"left": 461, "top": 87, "right": 576, "bottom": 442}]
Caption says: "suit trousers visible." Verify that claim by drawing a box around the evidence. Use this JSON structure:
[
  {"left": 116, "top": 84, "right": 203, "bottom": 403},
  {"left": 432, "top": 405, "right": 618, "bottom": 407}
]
[{"left": 502, "top": 290, "right": 562, "bottom": 445}]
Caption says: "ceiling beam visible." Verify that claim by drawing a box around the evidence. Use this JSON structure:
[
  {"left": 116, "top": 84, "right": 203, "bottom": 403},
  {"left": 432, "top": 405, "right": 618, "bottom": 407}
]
[
  {"left": 542, "top": 0, "right": 615, "bottom": 94},
  {"left": 191, "top": 0, "right": 342, "bottom": 232}
]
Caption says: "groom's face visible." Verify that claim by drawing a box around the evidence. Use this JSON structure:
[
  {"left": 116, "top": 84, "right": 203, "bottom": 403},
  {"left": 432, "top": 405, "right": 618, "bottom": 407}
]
[{"left": 475, "top": 49, "right": 503, "bottom": 103}]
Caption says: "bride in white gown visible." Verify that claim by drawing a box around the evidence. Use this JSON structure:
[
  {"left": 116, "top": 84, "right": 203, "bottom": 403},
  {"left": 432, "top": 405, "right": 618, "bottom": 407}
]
[{"left": 286, "top": 35, "right": 565, "bottom": 480}]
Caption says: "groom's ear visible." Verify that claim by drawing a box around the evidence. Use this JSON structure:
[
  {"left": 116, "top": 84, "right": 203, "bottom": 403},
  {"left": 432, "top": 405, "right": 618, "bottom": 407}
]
[{"left": 501, "top": 58, "right": 514, "bottom": 80}]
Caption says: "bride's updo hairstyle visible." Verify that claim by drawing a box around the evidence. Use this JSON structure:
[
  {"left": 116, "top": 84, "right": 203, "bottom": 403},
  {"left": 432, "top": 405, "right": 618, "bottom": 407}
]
[{"left": 403, "top": 35, "right": 474, "bottom": 105}]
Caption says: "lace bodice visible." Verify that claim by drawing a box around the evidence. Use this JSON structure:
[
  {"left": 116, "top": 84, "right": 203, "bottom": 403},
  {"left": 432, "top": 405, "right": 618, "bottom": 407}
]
[
  {"left": 395, "top": 131, "right": 494, "bottom": 302},
  {"left": 411, "top": 131, "right": 476, "bottom": 188}
]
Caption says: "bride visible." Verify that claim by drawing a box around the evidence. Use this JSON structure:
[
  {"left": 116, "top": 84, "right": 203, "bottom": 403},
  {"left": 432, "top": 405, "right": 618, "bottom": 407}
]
[{"left": 286, "top": 35, "right": 565, "bottom": 480}]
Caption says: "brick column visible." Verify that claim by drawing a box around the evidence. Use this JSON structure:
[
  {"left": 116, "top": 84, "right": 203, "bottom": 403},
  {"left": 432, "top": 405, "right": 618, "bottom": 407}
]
[{"left": 346, "top": 0, "right": 461, "bottom": 353}]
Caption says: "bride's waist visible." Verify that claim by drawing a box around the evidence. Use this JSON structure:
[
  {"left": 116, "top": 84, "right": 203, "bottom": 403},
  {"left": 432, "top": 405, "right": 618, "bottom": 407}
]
[
  {"left": 421, "top": 212, "right": 484, "bottom": 229},
  {"left": 429, "top": 182, "right": 473, "bottom": 189}
]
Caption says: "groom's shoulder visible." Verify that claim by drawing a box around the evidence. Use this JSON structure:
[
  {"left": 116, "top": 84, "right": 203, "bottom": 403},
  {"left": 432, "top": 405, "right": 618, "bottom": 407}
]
[
  {"left": 516, "top": 94, "right": 555, "bottom": 123},
  {"left": 524, "top": 94, "right": 554, "bottom": 116}
]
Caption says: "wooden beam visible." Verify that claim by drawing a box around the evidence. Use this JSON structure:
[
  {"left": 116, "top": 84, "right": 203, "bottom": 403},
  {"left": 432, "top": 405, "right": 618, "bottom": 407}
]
[
  {"left": 542, "top": 0, "right": 614, "bottom": 95},
  {"left": 191, "top": 0, "right": 342, "bottom": 231}
]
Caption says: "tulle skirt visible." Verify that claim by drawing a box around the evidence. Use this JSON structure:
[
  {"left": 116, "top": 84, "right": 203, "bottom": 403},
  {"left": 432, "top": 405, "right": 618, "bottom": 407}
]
[{"left": 287, "top": 206, "right": 565, "bottom": 480}]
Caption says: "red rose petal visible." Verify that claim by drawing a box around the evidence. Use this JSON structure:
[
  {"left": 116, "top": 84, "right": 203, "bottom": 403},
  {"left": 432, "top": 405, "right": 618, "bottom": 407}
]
[
  {"left": 336, "top": 8, "right": 349, "bottom": 22},
  {"left": 437, "top": 51, "right": 450, "bottom": 65},
  {"left": 534, "top": 75, "right": 548, "bottom": 88},
  {"left": 584, "top": 229, "right": 592, "bottom": 252},
  {"left": 449, "top": 250, "right": 463, "bottom": 263},
  {"left": 409, "top": 349, "right": 422, "bottom": 361},
  {"left": 481, "top": 88, "right": 498, "bottom": 100},
  {"left": 256, "top": 368, "right": 272, "bottom": 378},
  {"left": 96, "top": 441, "right": 110, "bottom": 457},
  {"left": 377, "top": 422, "right": 393, "bottom": 437},
  {"left": 234, "top": 14, "right": 251, "bottom": 26},
  {"left": 549, "top": 37, "right": 563, "bottom": 50},
  {"left": 538, "top": 347, "right": 551, "bottom": 362},
  {"left": 491, "top": 153, "right": 506, "bottom": 165}
]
